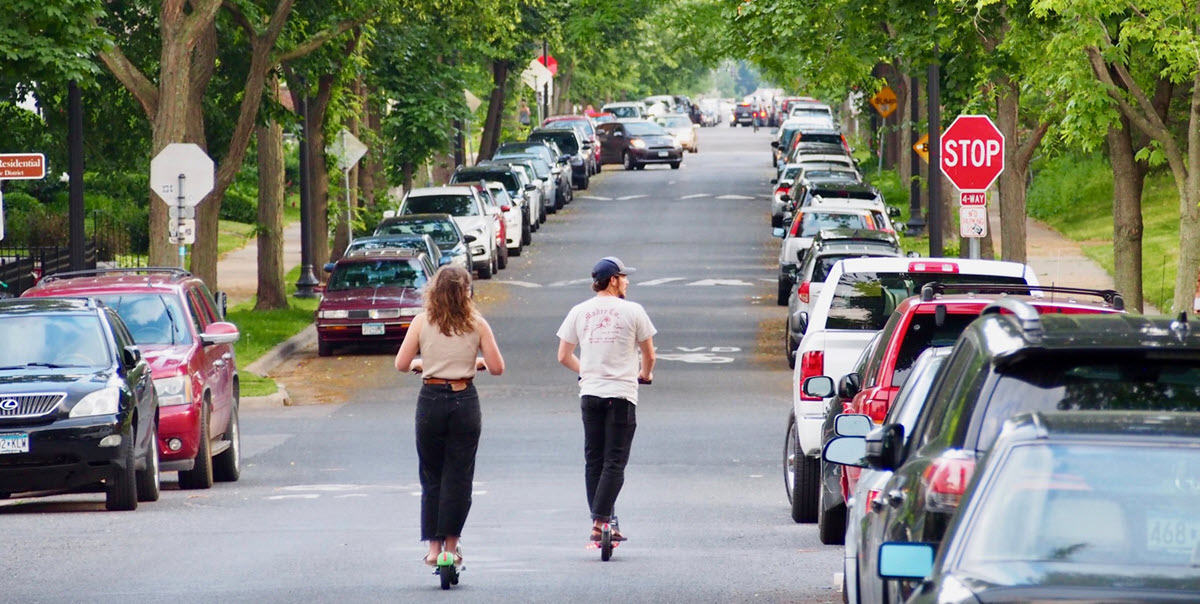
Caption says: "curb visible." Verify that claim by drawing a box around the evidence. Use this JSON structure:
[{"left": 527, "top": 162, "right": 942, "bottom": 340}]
[
  {"left": 238, "top": 324, "right": 316, "bottom": 408},
  {"left": 242, "top": 383, "right": 291, "bottom": 409}
]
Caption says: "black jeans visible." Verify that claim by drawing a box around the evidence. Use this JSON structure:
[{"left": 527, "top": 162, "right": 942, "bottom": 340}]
[
  {"left": 581, "top": 395, "right": 637, "bottom": 522},
  {"left": 415, "top": 383, "right": 481, "bottom": 541}
]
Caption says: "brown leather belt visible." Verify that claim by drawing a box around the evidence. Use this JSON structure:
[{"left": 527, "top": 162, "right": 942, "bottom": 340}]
[{"left": 423, "top": 377, "right": 473, "bottom": 391}]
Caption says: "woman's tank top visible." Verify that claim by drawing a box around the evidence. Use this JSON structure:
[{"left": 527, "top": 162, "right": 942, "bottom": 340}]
[{"left": 418, "top": 314, "right": 481, "bottom": 380}]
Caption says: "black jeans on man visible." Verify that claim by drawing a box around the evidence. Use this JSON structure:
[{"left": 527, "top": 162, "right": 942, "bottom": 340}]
[
  {"left": 581, "top": 395, "right": 637, "bottom": 522},
  {"left": 416, "top": 383, "right": 481, "bottom": 541}
]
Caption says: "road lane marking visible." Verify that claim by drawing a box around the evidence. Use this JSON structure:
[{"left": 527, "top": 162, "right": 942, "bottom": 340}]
[
  {"left": 716, "top": 194, "right": 755, "bottom": 200},
  {"left": 547, "top": 278, "right": 593, "bottom": 287},
  {"left": 576, "top": 195, "right": 611, "bottom": 200},
  {"left": 679, "top": 194, "right": 709, "bottom": 199},
  {"left": 638, "top": 277, "right": 685, "bottom": 286},
  {"left": 687, "top": 279, "right": 755, "bottom": 286},
  {"left": 498, "top": 280, "right": 542, "bottom": 288},
  {"left": 617, "top": 194, "right": 647, "bottom": 200}
]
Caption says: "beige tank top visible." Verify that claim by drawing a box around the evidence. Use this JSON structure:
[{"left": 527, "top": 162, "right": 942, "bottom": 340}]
[{"left": 418, "top": 314, "right": 482, "bottom": 380}]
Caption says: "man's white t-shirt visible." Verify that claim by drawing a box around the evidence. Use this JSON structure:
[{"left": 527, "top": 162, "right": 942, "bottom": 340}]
[{"left": 557, "top": 296, "right": 657, "bottom": 404}]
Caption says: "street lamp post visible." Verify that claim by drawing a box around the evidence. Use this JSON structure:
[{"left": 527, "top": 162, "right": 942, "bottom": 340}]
[
  {"left": 294, "top": 91, "right": 320, "bottom": 298},
  {"left": 68, "top": 80, "right": 86, "bottom": 271}
]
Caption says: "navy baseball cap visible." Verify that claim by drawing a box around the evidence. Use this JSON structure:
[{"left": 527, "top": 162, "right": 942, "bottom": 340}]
[{"left": 592, "top": 256, "right": 636, "bottom": 281}]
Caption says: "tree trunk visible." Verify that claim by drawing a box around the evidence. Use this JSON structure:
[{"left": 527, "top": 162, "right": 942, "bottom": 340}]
[
  {"left": 1106, "top": 117, "right": 1146, "bottom": 312},
  {"left": 255, "top": 117, "right": 287, "bottom": 310},
  {"left": 995, "top": 76, "right": 1026, "bottom": 264},
  {"left": 402, "top": 162, "right": 414, "bottom": 193},
  {"left": 147, "top": 27, "right": 201, "bottom": 269},
  {"left": 307, "top": 75, "right": 335, "bottom": 280},
  {"left": 555, "top": 65, "right": 573, "bottom": 114},
  {"left": 897, "top": 71, "right": 912, "bottom": 205},
  {"left": 478, "top": 60, "right": 510, "bottom": 162}
]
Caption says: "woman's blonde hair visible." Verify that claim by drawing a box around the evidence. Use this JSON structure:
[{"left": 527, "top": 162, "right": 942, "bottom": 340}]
[{"left": 424, "top": 266, "right": 476, "bottom": 336}]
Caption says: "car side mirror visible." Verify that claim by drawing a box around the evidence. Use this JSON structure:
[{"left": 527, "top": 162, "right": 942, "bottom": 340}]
[
  {"left": 822, "top": 435, "right": 867, "bottom": 467},
  {"left": 200, "top": 321, "right": 240, "bottom": 346},
  {"left": 463, "top": 234, "right": 477, "bottom": 243},
  {"left": 894, "top": 222, "right": 908, "bottom": 233},
  {"left": 834, "top": 413, "right": 873, "bottom": 437},
  {"left": 314, "top": 283, "right": 326, "bottom": 293},
  {"left": 906, "top": 251, "right": 921, "bottom": 258},
  {"left": 887, "top": 206, "right": 901, "bottom": 218},
  {"left": 780, "top": 193, "right": 791, "bottom": 203},
  {"left": 772, "top": 227, "right": 786, "bottom": 238},
  {"left": 770, "top": 141, "right": 780, "bottom": 149},
  {"left": 877, "top": 543, "right": 935, "bottom": 581},
  {"left": 559, "top": 154, "right": 571, "bottom": 162},
  {"left": 525, "top": 184, "right": 537, "bottom": 191},
  {"left": 865, "top": 423, "right": 906, "bottom": 470},
  {"left": 838, "top": 373, "right": 862, "bottom": 399},
  {"left": 323, "top": 262, "right": 336, "bottom": 273},
  {"left": 802, "top": 375, "right": 834, "bottom": 398},
  {"left": 789, "top": 309, "right": 808, "bottom": 334},
  {"left": 770, "top": 178, "right": 778, "bottom": 184},
  {"left": 501, "top": 205, "right": 511, "bottom": 212},
  {"left": 796, "top": 249, "right": 806, "bottom": 263},
  {"left": 382, "top": 210, "right": 396, "bottom": 219},
  {"left": 122, "top": 345, "right": 142, "bottom": 368}
]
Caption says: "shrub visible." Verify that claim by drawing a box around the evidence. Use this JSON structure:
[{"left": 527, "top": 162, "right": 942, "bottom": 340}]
[{"left": 221, "top": 182, "right": 259, "bottom": 224}]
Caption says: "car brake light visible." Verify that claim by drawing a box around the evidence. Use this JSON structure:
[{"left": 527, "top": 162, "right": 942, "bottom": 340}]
[
  {"left": 866, "top": 488, "right": 882, "bottom": 512},
  {"left": 922, "top": 452, "right": 976, "bottom": 513},
  {"left": 909, "top": 261, "right": 959, "bottom": 273},
  {"left": 797, "top": 281, "right": 810, "bottom": 304},
  {"left": 775, "top": 185, "right": 790, "bottom": 197},
  {"left": 864, "top": 389, "right": 891, "bottom": 424},
  {"left": 799, "top": 351, "right": 824, "bottom": 401},
  {"left": 841, "top": 134, "right": 851, "bottom": 153}
]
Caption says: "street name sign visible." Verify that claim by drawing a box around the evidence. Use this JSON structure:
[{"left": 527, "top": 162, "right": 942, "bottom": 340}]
[
  {"left": 940, "top": 115, "right": 1005, "bottom": 192},
  {"left": 0, "top": 153, "right": 46, "bottom": 179}
]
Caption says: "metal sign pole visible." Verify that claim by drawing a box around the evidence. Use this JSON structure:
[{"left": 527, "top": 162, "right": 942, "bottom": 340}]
[
  {"left": 968, "top": 237, "right": 980, "bottom": 259},
  {"left": 344, "top": 167, "right": 352, "bottom": 242},
  {"left": 177, "top": 174, "right": 186, "bottom": 269}
]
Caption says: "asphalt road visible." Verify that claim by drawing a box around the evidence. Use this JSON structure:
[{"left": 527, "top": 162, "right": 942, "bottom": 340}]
[{"left": 0, "top": 125, "right": 843, "bottom": 603}]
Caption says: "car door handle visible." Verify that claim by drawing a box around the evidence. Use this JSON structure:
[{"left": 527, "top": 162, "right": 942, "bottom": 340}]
[
  {"left": 222, "top": 353, "right": 233, "bottom": 361},
  {"left": 213, "top": 359, "right": 226, "bottom": 368},
  {"left": 886, "top": 489, "right": 905, "bottom": 508}
]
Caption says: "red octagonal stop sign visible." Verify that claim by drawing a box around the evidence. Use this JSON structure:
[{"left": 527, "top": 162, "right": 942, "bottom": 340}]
[{"left": 941, "top": 115, "right": 1005, "bottom": 191}]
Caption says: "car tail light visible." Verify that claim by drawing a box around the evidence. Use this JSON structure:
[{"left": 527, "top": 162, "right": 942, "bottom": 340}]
[
  {"left": 866, "top": 488, "right": 883, "bottom": 513},
  {"left": 864, "top": 389, "right": 891, "bottom": 424},
  {"left": 775, "top": 185, "right": 790, "bottom": 198},
  {"left": 909, "top": 261, "right": 959, "bottom": 273},
  {"left": 841, "top": 134, "right": 851, "bottom": 153},
  {"left": 921, "top": 451, "right": 977, "bottom": 513},
  {"left": 799, "top": 350, "right": 824, "bottom": 401},
  {"left": 797, "top": 281, "right": 810, "bottom": 304}
]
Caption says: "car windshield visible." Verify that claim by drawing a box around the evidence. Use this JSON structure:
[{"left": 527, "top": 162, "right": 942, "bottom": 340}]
[
  {"left": 347, "top": 238, "right": 425, "bottom": 254},
  {"left": 825, "top": 272, "right": 1028, "bottom": 331},
  {"left": 978, "top": 356, "right": 1200, "bottom": 449},
  {"left": 453, "top": 171, "right": 519, "bottom": 192},
  {"left": 327, "top": 260, "right": 427, "bottom": 291},
  {"left": 959, "top": 442, "right": 1200, "bottom": 571},
  {"left": 782, "top": 166, "right": 803, "bottom": 181},
  {"left": 496, "top": 143, "right": 552, "bottom": 163},
  {"left": 0, "top": 313, "right": 110, "bottom": 368},
  {"left": 606, "top": 105, "right": 641, "bottom": 118},
  {"left": 799, "top": 133, "right": 844, "bottom": 146},
  {"left": 90, "top": 293, "right": 193, "bottom": 346},
  {"left": 813, "top": 187, "right": 878, "bottom": 201},
  {"left": 531, "top": 132, "right": 578, "bottom": 154},
  {"left": 804, "top": 170, "right": 858, "bottom": 182},
  {"left": 376, "top": 219, "right": 459, "bottom": 245},
  {"left": 496, "top": 157, "right": 549, "bottom": 179},
  {"left": 403, "top": 194, "right": 477, "bottom": 216},
  {"left": 489, "top": 188, "right": 511, "bottom": 205},
  {"left": 798, "top": 212, "right": 872, "bottom": 237},
  {"left": 660, "top": 116, "right": 692, "bottom": 128},
  {"left": 625, "top": 122, "right": 668, "bottom": 136}
]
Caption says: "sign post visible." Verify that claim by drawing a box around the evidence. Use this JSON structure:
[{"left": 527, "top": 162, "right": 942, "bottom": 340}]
[
  {"left": 0, "top": 153, "right": 48, "bottom": 242},
  {"left": 151, "top": 143, "right": 214, "bottom": 269},
  {"left": 326, "top": 129, "right": 369, "bottom": 243},
  {"left": 940, "top": 115, "right": 1005, "bottom": 259}
]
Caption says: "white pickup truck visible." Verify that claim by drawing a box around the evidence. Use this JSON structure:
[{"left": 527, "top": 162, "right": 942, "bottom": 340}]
[{"left": 783, "top": 257, "right": 1039, "bottom": 523}]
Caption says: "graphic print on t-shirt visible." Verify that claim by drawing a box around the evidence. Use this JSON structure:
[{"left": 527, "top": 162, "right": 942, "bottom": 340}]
[{"left": 583, "top": 308, "right": 622, "bottom": 344}]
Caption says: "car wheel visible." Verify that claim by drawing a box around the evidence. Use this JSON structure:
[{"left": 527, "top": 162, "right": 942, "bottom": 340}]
[
  {"left": 106, "top": 424, "right": 138, "bottom": 511},
  {"left": 777, "top": 278, "right": 791, "bottom": 306},
  {"left": 784, "top": 412, "right": 798, "bottom": 505},
  {"left": 581, "top": 174, "right": 590, "bottom": 190},
  {"left": 317, "top": 338, "right": 332, "bottom": 357},
  {"left": 477, "top": 258, "right": 493, "bottom": 280},
  {"left": 670, "top": 162, "right": 681, "bottom": 169},
  {"left": 818, "top": 471, "right": 847, "bottom": 545},
  {"left": 595, "top": 162, "right": 602, "bottom": 173},
  {"left": 136, "top": 420, "right": 161, "bottom": 502},
  {"left": 635, "top": 163, "right": 646, "bottom": 170},
  {"left": 786, "top": 328, "right": 797, "bottom": 369},
  {"left": 522, "top": 219, "right": 532, "bottom": 245},
  {"left": 793, "top": 455, "right": 820, "bottom": 523},
  {"left": 178, "top": 402, "right": 214, "bottom": 490},
  {"left": 623, "top": 152, "right": 636, "bottom": 171},
  {"left": 213, "top": 397, "right": 241, "bottom": 483},
  {"left": 497, "top": 242, "right": 508, "bottom": 269}
]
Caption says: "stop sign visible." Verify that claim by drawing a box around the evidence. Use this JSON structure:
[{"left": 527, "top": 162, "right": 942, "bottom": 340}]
[{"left": 940, "top": 115, "right": 1005, "bottom": 191}]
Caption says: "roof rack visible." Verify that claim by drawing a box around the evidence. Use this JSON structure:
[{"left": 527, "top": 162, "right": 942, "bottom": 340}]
[
  {"left": 979, "top": 297, "right": 1044, "bottom": 342},
  {"left": 920, "top": 283, "right": 1124, "bottom": 310},
  {"left": 41, "top": 267, "right": 192, "bottom": 283},
  {"left": 344, "top": 248, "right": 423, "bottom": 259}
]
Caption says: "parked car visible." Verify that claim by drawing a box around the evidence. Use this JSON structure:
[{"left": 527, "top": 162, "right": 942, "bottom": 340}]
[
  {"left": 733, "top": 101, "right": 758, "bottom": 127},
  {"left": 374, "top": 213, "right": 471, "bottom": 273},
  {"left": 657, "top": 113, "right": 699, "bottom": 153},
  {"left": 785, "top": 258, "right": 1039, "bottom": 524},
  {"left": 449, "top": 164, "right": 532, "bottom": 253},
  {"left": 595, "top": 119, "right": 683, "bottom": 170},
  {"left": 494, "top": 140, "right": 572, "bottom": 210},
  {"left": 481, "top": 154, "right": 557, "bottom": 216},
  {"left": 773, "top": 207, "right": 892, "bottom": 304},
  {"left": 869, "top": 411, "right": 1200, "bottom": 603},
  {"left": 783, "top": 229, "right": 903, "bottom": 367},
  {"left": 771, "top": 167, "right": 861, "bottom": 227},
  {"left": 601, "top": 101, "right": 648, "bottom": 120},
  {"left": 345, "top": 233, "right": 443, "bottom": 267},
  {"left": 812, "top": 285, "right": 1124, "bottom": 546},
  {"left": 23, "top": 267, "right": 241, "bottom": 490},
  {"left": 0, "top": 297, "right": 161, "bottom": 510},
  {"left": 822, "top": 307, "right": 1200, "bottom": 602},
  {"left": 466, "top": 183, "right": 509, "bottom": 270},
  {"left": 540, "top": 115, "right": 600, "bottom": 175},
  {"left": 485, "top": 182, "right": 526, "bottom": 257},
  {"left": 315, "top": 248, "right": 434, "bottom": 357},
  {"left": 528, "top": 128, "right": 591, "bottom": 189},
  {"left": 398, "top": 186, "right": 498, "bottom": 279}
]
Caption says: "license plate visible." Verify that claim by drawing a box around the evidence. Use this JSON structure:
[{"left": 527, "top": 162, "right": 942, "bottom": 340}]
[
  {"left": 0, "top": 433, "right": 29, "bottom": 455},
  {"left": 658, "top": 151, "right": 668, "bottom": 157},
  {"left": 362, "top": 323, "right": 385, "bottom": 336},
  {"left": 1146, "top": 516, "right": 1200, "bottom": 553}
]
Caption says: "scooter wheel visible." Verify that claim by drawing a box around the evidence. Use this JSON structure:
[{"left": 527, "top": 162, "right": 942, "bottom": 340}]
[
  {"left": 600, "top": 525, "right": 613, "bottom": 561},
  {"left": 440, "top": 565, "right": 456, "bottom": 590}
]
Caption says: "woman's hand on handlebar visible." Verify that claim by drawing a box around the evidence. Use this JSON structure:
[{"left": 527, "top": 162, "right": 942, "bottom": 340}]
[
  {"left": 409, "top": 359, "right": 423, "bottom": 375},
  {"left": 476, "top": 357, "right": 488, "bottom": 371},
  {"left": 638, "top": 372, "right": 653, "bottom": 385}
]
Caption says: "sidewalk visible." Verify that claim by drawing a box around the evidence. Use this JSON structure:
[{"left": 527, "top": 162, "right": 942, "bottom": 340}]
[{"left": 218, "top": 221, "right": 304, "bottom": 306}]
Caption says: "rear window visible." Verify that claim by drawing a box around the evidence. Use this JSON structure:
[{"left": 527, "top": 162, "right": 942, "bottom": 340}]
[
  {"left": 328, "top": 259, "right": 427, "bottom": 291},
  {"left": 799, "top": 133, "right": 843, "bottom": 146},
  {"left": 978, "top": 355, "right": 1200, "bottom": 449},
  {"left": 530, "top": 132, "right": 578, "bottom": 154},
  {"left": 347, "top": 238, "right": 425, "bottom": 254},
  {"left": 892, "top": 313, "right": 979, "bottom": 387},
  {"left": 796, "top": 212, "right": 872, "bottom": 237},
  {"left": 91, "top": 293, "right": 192, "bottom": 345},
  {"left": 403, "top": 195, "right": 477, "bottom": 216},
  {"left": 812, "top": 187, "right": 877, "bottom": 201},
  {"left": 452, "top": 171, "right": 519, "bottom": 192},
  {"left": 825, "top": 272, "right": 1027, "bottom": 331},
  {"left": 376, "top": 219, "right": 458, "bottom": 245},
  {"left": 606, "top": 105, "right": 640, "bottom": 118}
]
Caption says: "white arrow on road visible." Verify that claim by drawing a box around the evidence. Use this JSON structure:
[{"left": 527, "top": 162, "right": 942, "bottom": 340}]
[
  {"left": 617, "top": 194, "right": 647, "bottom": 200},
  {"left": 687, "top": 279, "right": 755, "bottom": 286}
]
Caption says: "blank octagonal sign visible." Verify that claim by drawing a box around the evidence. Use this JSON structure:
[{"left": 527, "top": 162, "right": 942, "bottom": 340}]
[{"left": 151, "top": 143, "right": 214, "bottom": 207}]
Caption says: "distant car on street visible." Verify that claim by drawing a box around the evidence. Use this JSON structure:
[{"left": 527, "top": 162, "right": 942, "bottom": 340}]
[{"left": 315, "top": 248, "right": 434, "bottom": 357}]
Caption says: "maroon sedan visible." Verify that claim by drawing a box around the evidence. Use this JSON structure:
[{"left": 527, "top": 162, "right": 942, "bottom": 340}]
[{"left": 315, "top": 249, "right": 435, "bottom": 357}]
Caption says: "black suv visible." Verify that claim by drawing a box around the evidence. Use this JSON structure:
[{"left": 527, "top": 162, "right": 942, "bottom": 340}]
[
  {"left": 528, "top": 128, "right": 590, "bottom": 189},
  {"left": 0, "top": 298, "right": 160, "bottom": 510},
  {"left": 823, "top": 306, "right": 1200, "bottom": 600}
]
